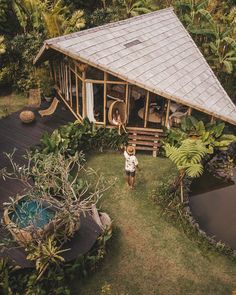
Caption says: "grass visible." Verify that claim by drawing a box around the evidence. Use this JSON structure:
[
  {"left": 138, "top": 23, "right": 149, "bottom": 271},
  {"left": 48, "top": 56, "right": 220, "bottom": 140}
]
[
  {"left": 0, "top": 92, "right": 28, "bottom": 118},
  {"left": 73, "top": 152, "right": 236, "bottom": 295}
]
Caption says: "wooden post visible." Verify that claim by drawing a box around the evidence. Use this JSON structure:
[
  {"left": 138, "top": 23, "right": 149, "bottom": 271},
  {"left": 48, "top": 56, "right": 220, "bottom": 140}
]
[
  {"left": 49, "top": 61, "right": 54, "bottom": 80},
  {"left": 75, "top": 65, "right": 79, "bottom": 115},
  {"left": 144, "top": 91, "right": 150, "bottom": 128},
  {"left": 210, "top": 116, "right": 215, "bottom": 123},
  {"left": 52, "top": 61, "right": 57, "bottom": 85},
  {"left": 58, "top": 62, "right": 62, "bottom": 91},
  {"left": 125, "top": 83, "right": 129, "bottom": 124},
  {"left": 104, "top": 72, "right": 107, "bottom": 126},
  {"left": 82, "top": 71, "right": 86, "bottom": 117},
  {"left": 65, "top": 64, "right": 68, "bottom": 100},
  {"left": 165, "top": 99, "right": 171, "bottom": 127},
  {"left": 187, "top": 107, "right": 192, "bottom": 116}
]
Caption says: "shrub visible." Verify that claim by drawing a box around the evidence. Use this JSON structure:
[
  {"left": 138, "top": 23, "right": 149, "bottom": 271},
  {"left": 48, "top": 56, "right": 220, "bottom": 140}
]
[{"left": 34, "top": 118, "right": 128, "bottom": 156}]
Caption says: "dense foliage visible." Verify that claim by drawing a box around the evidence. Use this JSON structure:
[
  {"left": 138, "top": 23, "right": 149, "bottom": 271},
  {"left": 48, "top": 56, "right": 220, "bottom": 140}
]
[
  {"left": 34, "top": 117, "right": 128, "bottom": 155},
  {"left": 163, "top": 116, "right": 236, "bottom": 200},
  {"left": 0, "top": 0, "right": 235, "bottom": 97}
]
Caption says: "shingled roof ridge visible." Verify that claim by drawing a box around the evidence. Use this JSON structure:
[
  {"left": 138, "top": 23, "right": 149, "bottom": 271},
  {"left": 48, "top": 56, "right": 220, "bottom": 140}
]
[{"left": 46, "top": 7, "right": 174, "bottom": 45}]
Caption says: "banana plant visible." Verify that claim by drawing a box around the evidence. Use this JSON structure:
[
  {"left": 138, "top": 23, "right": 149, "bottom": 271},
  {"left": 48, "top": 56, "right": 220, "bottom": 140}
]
[{"left": 123, "top": 0, "right": 157, "bottom": 18}]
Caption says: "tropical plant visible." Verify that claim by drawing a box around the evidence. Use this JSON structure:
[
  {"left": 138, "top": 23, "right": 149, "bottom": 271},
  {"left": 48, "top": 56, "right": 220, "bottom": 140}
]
[
  {"left": 26, "top": 236, "right": 68, "bottom": 280},
  {"left": 122, "top": 0, "right": 157, "bottom": 18},
  {"left": 165, "top": 138, "right": 208, "bottom": 201},
  {"left": 164, "top": 116, "right": 236, "bottom": 154},
  {"left": 0, "top": 35, "right": 6, "bottom": 54},
  {"left": 37, "top": 118, "right": 128, "bottom": 155},
  {"left": 11, "top": 0, "right": 86, "bottom": 37}
]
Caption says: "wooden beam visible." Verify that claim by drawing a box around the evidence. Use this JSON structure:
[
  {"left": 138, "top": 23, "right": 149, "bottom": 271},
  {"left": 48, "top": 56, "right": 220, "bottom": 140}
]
[
  {"left": 69, "top": 66, "right": 83, "bottom": 81},
  {"left": 55, "top": 86, "right": 83, "bottom": 122},
  {"left": 85, "top": 78, "right": 127, "bottom": 85},
  {"left": 104, "top": 72, "right": 108, "bottom": 126},
  {"left": 165, "top": 99, "right": 171, "bottom": 127},
  {"left": 144, "top": 91, "right": 150, "bottom": 128}
]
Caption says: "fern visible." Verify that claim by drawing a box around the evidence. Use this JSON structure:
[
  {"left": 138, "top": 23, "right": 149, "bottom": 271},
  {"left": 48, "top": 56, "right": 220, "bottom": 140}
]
[{"left": 164, "top": 139, "right": 207, "bottom": 179}]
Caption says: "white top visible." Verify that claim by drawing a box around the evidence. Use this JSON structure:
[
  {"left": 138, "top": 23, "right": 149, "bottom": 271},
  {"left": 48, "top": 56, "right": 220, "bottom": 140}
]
[{"left": 124, "top": 151, "right": 138, "bottom": 172}]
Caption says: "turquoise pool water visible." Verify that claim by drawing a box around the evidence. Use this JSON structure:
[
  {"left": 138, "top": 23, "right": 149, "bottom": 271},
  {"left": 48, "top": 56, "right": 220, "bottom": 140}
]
[{"left": 10, "top": 199, "right": 55, "bottom": 229}]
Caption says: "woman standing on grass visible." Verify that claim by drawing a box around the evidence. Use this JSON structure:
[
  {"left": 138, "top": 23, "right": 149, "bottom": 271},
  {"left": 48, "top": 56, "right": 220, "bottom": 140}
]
[{"left": 124, "top": 146, "right": 139, "bottom": 189}]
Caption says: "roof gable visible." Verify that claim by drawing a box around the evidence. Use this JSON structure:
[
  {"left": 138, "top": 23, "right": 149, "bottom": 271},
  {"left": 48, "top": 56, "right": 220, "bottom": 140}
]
[{"left": 35, "top": 8, "right": 236, "bottom": 125}]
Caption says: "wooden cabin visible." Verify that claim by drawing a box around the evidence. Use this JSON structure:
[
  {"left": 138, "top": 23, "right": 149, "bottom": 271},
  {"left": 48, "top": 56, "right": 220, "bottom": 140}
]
[{"left": 34, "top": 8, "right": 236, "bottom": 155}]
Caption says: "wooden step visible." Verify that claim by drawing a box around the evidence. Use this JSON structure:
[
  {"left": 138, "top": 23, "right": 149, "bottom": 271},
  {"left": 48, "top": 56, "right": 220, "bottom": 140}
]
[
  {"left": 127, "top": 127, "right": 163, "bottom": 133},
  {"left": 128, "top": 130, "right": 163, "bottom": 136},
  {"left": 128, "top": 140, "right": 160, "bottom": 147},
  {"left": 128, "top": 135, "right": 160, "bottom": 141}
]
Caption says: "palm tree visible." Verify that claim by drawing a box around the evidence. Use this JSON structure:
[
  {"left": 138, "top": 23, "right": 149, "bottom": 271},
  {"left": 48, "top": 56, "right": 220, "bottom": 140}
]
[{"left": 165, "top": 139, "right": 208, "bottom": 202}]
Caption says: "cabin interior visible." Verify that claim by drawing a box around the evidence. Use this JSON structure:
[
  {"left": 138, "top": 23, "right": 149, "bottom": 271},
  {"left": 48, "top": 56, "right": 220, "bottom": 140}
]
[{"left": 51, "top": 54, "right": 203, "bottom": 132}]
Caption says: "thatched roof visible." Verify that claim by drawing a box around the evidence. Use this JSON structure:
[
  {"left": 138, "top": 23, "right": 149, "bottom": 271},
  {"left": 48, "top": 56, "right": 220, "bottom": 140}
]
[{"left": 35, "top": 7, "right": 236, "bottom": 125}]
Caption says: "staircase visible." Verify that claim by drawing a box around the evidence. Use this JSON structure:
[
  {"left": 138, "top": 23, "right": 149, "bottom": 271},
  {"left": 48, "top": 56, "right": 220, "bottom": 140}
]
[{"left": 127, "top": 128, "right": 164, "bottom": 157}]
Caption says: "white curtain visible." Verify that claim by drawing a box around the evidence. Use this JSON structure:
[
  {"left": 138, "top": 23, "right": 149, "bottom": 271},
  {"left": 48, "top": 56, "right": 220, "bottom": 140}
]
[{"left": 86, "top": 83, "right": 96, "bottom": 122}]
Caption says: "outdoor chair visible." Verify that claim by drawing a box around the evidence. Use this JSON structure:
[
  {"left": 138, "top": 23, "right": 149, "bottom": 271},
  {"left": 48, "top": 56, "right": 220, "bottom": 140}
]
[{"left": 38, "top": 97, "right": 59, "bottom": 117}]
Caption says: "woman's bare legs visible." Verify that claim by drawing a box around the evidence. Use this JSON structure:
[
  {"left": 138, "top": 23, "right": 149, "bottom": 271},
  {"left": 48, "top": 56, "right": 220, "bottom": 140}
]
[{"left": 130, "top": 176, "right": 135, "bottom": 189}]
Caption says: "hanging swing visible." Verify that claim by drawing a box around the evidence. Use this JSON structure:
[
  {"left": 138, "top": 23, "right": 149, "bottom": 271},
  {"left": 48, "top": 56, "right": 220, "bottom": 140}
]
[{"left": 108, "top": 100, "right": 127, "bottom": 125}]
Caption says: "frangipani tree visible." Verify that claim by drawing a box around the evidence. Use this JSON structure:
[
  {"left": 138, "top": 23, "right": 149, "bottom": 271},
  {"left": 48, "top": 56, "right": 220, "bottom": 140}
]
[{"left": 165, "top": 139, "right": 208, "bottom": 202}]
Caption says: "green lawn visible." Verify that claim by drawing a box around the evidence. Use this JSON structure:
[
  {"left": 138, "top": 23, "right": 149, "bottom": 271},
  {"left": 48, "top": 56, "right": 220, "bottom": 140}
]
[
  {"left": 0, "top": 92, "right": 28, "bottom": 118},
  {"left": 73, "top": 152, "right": 236, "bottom": 295}
]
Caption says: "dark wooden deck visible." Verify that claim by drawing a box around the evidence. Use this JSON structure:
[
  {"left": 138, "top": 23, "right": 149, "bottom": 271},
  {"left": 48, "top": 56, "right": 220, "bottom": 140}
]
[
  {"left": 0, "top": 102, "right": 74, "bottom": 208},
  {"left": 0, "top": 102, "right": 103, "bottom": 267}
]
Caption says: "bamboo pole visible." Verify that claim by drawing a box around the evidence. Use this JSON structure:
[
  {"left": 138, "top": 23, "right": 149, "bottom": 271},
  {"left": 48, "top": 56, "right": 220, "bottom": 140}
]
[
  {"left": 55, "top": 86, "right": 82, "bottom": 122},
  {"left": 65, "top": 64, "right": 68, "bottom": 100},
  {"left": 125, "top": 83, "right": 129, "bottom": 124},
  {"left": 75, "top": 66, "right": 79, "bottom": 115},
  {"left": 210, "top": 116, "right": 215, "bottom": 123},
  {"left": 69, "top": 68, "right": 72, "bottom": 107},
  {"left": 165, "top": 99, "right": 171, "bottom": 127},
  {"left": 85, "top": 78, "right": 127, "bottom": 85},
  {"left": 52, "top": 61, "right": 57, "bottom": 85},
  {"left": 144, "top": 91, "right": 150, "bottom": 128},
  {"left": 58, "top": 62, "right": 62, "bottom": 90},
  {"left": 69, "top": 66, "right": 83, "bottom": 81},
  {"left": 104, "top": 72, "right": 107, "bottom": 126},
  {"left": 82, "top": 71, "right": 86, "bottom": 117}
]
